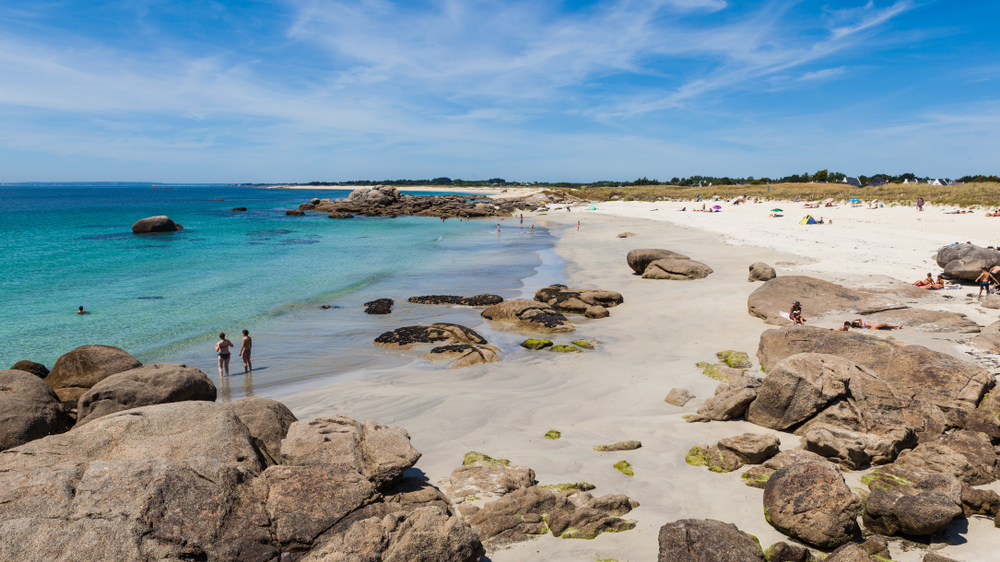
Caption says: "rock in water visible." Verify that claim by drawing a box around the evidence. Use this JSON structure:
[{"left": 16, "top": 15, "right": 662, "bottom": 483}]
[
  {"left": 763, "top": 461, "right": 861, "bottom": 548},
  {"left": 481, "top": 299, "right": 575, "bottom": 334},
  {"left": 375, "top": 323, "right": 488, "bottom": 350},
  {"left": 657, "top": 519, "right": 765, "bottom": 562},
  {"left": 520, "top": 339, "right": 553, "bottom": 350},
  {"left": 749, "top": 262, "right": 777, "bottom": 282},
  {"left": 327, "top": 211, "right": 353, "bottom": 219},
  {"left": 0, "top": 369, "right": 70, "bottom": 451},
  {"left": 626, "top": 249, "right": 690, "bottom": 274},
  {"left": 10, "top": 360, "right": 49, "bottom": 378},
  {"left": 230, "top": 207, "right": 247, "bottom": 211},
  {"left": 364, "top": 298, "right": 394, "bottom": 314},
  {"left": 76, "top": 363, "right": 218, "bottom": 426},
  {"left": 131, "top": 215, "right": 182, "bottom": 233},
  {"left": 936, "top": 243, "right": 1000, "bottom": 280},
  {"left": 747, "top": 276, "right": 906, "bottom": 325},
  {"left": 286, "top": 209, "right": 305, "bottom": 216},
  {"left": 642, "top": 258, "right": 714, "bottom": 280},
  {"left": 46, "top": 345, "right": 143, "bottom": 402}
]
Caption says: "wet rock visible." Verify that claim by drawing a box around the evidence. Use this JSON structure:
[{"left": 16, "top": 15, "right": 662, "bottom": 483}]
[
  {"left": 76, "top": 363, "right": 217, "bottom": 426},
  {"left": 665, "top": 388, "right": 694, "bottom": 406},
  {"left": 0, "top": 369, "right": 70, "bottom": 452},
  {"left": 749, "top": 262, "right": 777, "bottom": 282},
  {"left": 551, "top": 344, "right": 582, "bottom": 353},
  {"left": 862, "top": 464, "right": 963, "bottom": 536},
  {"left": 46, "top": 345, "right": 143, "bottom": 402},
  {"left": 448, "top": 464, "right": 535, "bottom": 499},
  {"left": 717, "top": 433, "right": 780, "bottom": 464},
  {"left": 626, "top": 248, "right": 690, "bottom": 274},
  {"left": 481, "top": 299, "right": 575, "bottom": 334},
  {"left": 364, "top": 298, "right": 394, "bottom": 315},
  {"left": 10, "top": 360, "right": 48, "bottom": 378},
  {"left": 657, "top": 519, "right": 765, "bottom": 562},
  {"left": 936, "top": 243, "right": 1000, "bottom": 281},
  {"left": 642, "top": 258, "right": 714, "bottom": 280},
  {"left": 748, "top": 276, "right": 906, "bottom": 325},
  {"left": 230, "top": 207, "right": 247, "bottom": 211},
  {"left": 285, "top": 209, "right": 305, "bottom": 216},
  {"left": 409, "top": 295, "right": 504, "bottom": 307},
  {"left": 593, "top": 440, "right": 641, "bottom": 452},
  {"left": 533, "top": 284, "right": 623, "bottom": 314},
  {"left": 520, "top": 338, "right": 553, "bottom": 350},
  {"left": 572, "top": 339, "right": 601, "bottom": 349},
  {"left": 131, "top": 215, "right": 182, "bottom": 233},
  {"left": 375, "top": 323, "right": 488, "bottom": 350},
  {"left": 763, "top": 461, "right": 861, "bottom": 548},
  {"left": 423, "top": 344, "right": 501, "bottom": 368},
  {"left": 327, "top": 211, "right": 353, "bottom": 219}
]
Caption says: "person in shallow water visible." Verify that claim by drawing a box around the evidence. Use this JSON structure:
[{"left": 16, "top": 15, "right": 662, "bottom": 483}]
[
  {"left": 77, "top": 306, "right": 87, "bottom": 314},
  {"left": 216, "top": 332, "right": 234, "bottom": 377},
  {"left": 239, "top": 329, "right": 253, "bottom": 374}
]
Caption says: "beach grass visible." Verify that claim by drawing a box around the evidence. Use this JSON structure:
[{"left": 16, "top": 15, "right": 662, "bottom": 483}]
[{"left": 559, "top": 182, "right": 1000, "bottom": 208}]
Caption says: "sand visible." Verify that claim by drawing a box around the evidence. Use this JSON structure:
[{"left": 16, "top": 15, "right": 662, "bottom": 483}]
[{"left": 282, "top": 200, "right": 999, "bottom": 562}]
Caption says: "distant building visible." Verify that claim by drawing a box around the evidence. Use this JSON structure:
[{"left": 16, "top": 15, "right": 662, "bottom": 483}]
[
  {"left": 902, "top": 178, "right": 919, "bottom": 184},
  {"left": 930, "top": 179, "right": 947, "bottom": 186},
  {"left": 843, "top": 177, "right": 862, "bottom": 187},
  {"left": 869, "top": 177, "right": 889, "bottom": 186}
]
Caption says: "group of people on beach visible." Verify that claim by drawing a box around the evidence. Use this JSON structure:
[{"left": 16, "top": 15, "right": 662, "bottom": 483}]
[
  {"left": 216, "top": 330, "right": 252, "bottom": 377},
  {"left": 788, "top": 301, "right": 902, "bottom": 330}
]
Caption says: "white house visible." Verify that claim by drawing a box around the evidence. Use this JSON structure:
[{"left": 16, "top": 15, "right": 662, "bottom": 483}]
[{"left": 843, "top": 177, "right": 862, "bottom": 187}]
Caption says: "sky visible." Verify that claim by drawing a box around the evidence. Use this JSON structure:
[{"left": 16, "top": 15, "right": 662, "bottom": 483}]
[{"left": 0, "top": 0, "right": 997, "bottom": 183}]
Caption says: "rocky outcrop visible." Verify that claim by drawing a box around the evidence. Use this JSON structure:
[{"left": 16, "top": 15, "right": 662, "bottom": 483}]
[
  {"left": 970, "top": 320, "right": 1000, "bottom": 352},
  {"left": 375, "top": 323, "right": 488, "bottom": 350},
  {"left": 936, "top": 243, "right": 1000, "bottom": 280},
  {"left": 0, "top": 369, "right": 70, "bottom": 451},
  {"left": 642, "top": 258, "right": 714, "bottom": 280},
  {"left": 409, "top": 295, "right": 504, "bottom": 307},
  {"left": 748, "top": 276, "right": 906, "bottom": 325},
  {"left": 224, "top": 397, "right": 298, "bottom": 462},
  {"left": 626, "top": 249, "right": 690, "bottom": 274},
  {"left": 45, "top": 345, "right": 143, "bottom": 402},
  {"left": 861, "top": 308, "right": 980, "bottom": 333},
  {"left": 749, "top": 262, "right": 777, "bottom": 282},
  {"left": 364, "top": 298, "right": 394, "bottom": 314},
  {"left": 763, "top": 461, "right": 861, "bottom": 548},
  {"left": 862, "top": 464, "right": 963, "bottom": 536},
  {"left": 481, "top": 299, "right": 575, "bottom": 333},
  {"left": 422, "top": 344, "right": 502, "bottom": 369},
  {"left": 286, "top": 209, "right": 306, "bottom": 216},
  {"left": 757, "top": 327, "right": 992, "bottom": 411},
  {"left": 131, "top": 215, "right": 182, "bottom": 233},
  {"left": 299, "top": 187, "right": 540, "bottom": 219},
  {"left": 801, "top": 423, "right": 916, "bottom": 470},
  {"left": 327, "top": 211, "right": 354, "bottom": 219},
  {"left": 75, "top": 363, "right": 218, "bottom": 426},
  {"left": 533, "top": 284, "right": 623, "bottom": 315},
  {"left": 894, "top": 431, "right": 999, "bottom": 485},
  {"left": 448, "top": 464, "right": 535, "bottom": 499},
  {"left": 657, "top": 519, "right": 765, "bottom": 562},
  {"left": 9, "top": 360, "right": 48, "bottom": 378}
]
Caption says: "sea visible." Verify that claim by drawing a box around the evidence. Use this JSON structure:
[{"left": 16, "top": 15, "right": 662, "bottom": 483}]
[{"left": 0, "top": 183, "right": 564, "bottom": 400}]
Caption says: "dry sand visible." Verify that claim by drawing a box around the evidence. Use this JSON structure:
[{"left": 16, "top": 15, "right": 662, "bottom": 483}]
[{"left": 283, "top": 200, "right": 1000, "bottom": 562}]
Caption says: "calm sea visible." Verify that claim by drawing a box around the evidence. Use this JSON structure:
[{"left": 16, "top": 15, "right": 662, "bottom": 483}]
[{"left": 0, "top": 184, "right": 563, "bottom": 399}]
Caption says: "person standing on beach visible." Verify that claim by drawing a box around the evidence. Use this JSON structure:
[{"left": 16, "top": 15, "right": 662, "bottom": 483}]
[
  {"left": 917, "top": 197, "right": 924, "bottom": 212},
  {"left": 577, "top": 221, "right": 580, "bottom": 231},
  {"left": 239, "top": 329, "right": 253, "bottom": 374},
  {"left": 497, "top": 223, "right": 501, "bottom": 234},
  {"left": 216, "top": 332, "right": 234, "bottom": 377},
  {"left": 976, "top": 268, "right": 997, "bottom": 298}
]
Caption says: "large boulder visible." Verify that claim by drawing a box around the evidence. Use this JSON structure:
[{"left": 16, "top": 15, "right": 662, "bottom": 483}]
[
  {"left": 45, "top": 345, "right": 143, "bottom": 402},
  {"left": 657, "top": 519, "right": 765, "bottom": 562},
  {"left": 757, "top": 327, "right": 992, "bottom": 411},
  {"left": 800, "top": 423, "right": 916, "bottom": 470},
  {"left": 860, "top": 308, "right": 979, "bottom": 333},
  {"left": 9, "top": 360, "right": 48, "bottom": 378},
  {"left": 374, "top": 323, "right": 489, "bottom": 350},
  {"left": 696, "top": 378, "right": 759, "bottom": 421},
  {"left": 0, "top": 370, "right": 70, "bottom": 451},
  {"left": 75, "top": 364, "right": 217, "bottom": 426},
  {"left": 533, "top": 284, "right": 623, "bottom": 314},
  {"left": 748, "top": 276, "right": 906, "bottom": 325},
  {"left": 749, "top": 262, "right": 777, "bottom": 282},
  {"left": 627, "top": 249, "right": 690, "bottom": 274},
  {"left": 642, "top": 258, "right": 714, "bottom": 280},
  {"left": 970, "top": 320, "right": 1000, "bottom": 352},
  {"left": 936, "top": 243, "right": 1000, "bottom": 280},
  {"left": 131, "top": 215, "right": 182, "bottom": 233},
  {"left": 763, "top": 461, "right": 861, "bottom": 548},
  {"left": 481, "top": 299, "right": 575, "bottom": 334},
  {"left": 347, "top": 186, "right": 401, "bottom": 205},
  {"left": 224, "top": 397, "right": 298, "bottom": 462},
  {"left": 448, "top": 465, "right": 535, "bottom": 499},
  {"left": 717, "top": 433, "right": 780, "bottom": 464},
  {"left": 894, "top": 431, "right": 999, "bottom": 485},
  {"left": 862, "top": 464, "right": 963, "bottom": 536}
]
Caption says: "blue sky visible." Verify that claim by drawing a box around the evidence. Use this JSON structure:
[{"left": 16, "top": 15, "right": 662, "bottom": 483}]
[{"left": 0, "top": 0, "right": 997, "bottom": 182}]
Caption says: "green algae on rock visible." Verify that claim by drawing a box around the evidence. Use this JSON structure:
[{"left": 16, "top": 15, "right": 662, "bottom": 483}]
[
  {"left": 551, "top": 345, "right": 582, "bottom": 353},
  {"left": 613, "top": 460, "right": 634, "bottom": 476},
  {"left": 539, "top": 482, "right": 596, "bottom": 492},
  {"left": 520, "top": 338, "right": 553, "bottom": 350},
  {"left": 571, "top": 339, "right": 602, "bottom": 350},
  {"left": 545, "top": 430, "right": 562, "bottom": 440},
  {"left": 463, "top": 451, "right": 511, "bottom": 467},
  {"left": 593, "top": 440, "right": 641, "bottom": 452},
  {"left": 716, "top": 350, "right": 752, "bottom": 369}
]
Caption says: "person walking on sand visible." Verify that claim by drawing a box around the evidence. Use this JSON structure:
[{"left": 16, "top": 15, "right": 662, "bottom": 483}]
[
  {"left": 790, "top": 301, "right": 805, "bottom": 325},
  {"left": 976, "top": 268, "right": 997, "bottom": 298},
  {"left": 917, "top": 197, "right": 924, "bottom": 212},
  {"left": 216, "top": 332, "right": 234, "bottom": 377},
  {"left": 239, "top": 329, "right": 253, "bottom": 374}
]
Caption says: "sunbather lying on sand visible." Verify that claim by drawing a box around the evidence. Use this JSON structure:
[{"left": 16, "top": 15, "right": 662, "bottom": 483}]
[{"left": 837, "top": 319, "right": 902, "bottom": 330}]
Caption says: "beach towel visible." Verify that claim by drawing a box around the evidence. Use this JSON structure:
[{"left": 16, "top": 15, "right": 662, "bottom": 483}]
[{"left": 779, "top": 311, "right": 791, "bottom": 320}]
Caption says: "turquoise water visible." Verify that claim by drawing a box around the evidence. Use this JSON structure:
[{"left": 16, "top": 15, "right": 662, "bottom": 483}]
[{"left": 1, "top": 184, "right": 562, "bottom": 397}]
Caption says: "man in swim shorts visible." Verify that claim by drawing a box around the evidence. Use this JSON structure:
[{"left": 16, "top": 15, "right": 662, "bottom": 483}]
[{"left": 239, "top": 329, "right": 253, "bottom": 374}]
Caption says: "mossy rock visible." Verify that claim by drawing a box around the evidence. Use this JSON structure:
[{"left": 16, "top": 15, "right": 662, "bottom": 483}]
[
  {"left": 540, "top": 482, "right": 596, "bottom": 492},
  {"left": 561, "top": 519, "right": 635, "bottom": 539},
  {"left": 545, "top": 430, "right": 562, "bottom": 440},
  {"left": 700, "top": 363, "right": 744, "bottom": 383},
  {"left": 716, "top": 350, "right": 752, "bottom": 369},
  {"left": 594, "top": 440, "right": 641, "bottom": 452},
  {"left": 741, "top": 466, "right": 772, "bottom": 489},
  {"left": 463, "top": 451, "right": 511, "bottom": 467},
  {"left": 521, "top": 338, "right": 554, "bottom": 350},
  {"left": 551, "top": 345, "right": 582, "bottom": 353},
  {"left": 613, "top": 460, "right": 634, "bottom": 476},
  {"left": 861, "top": 471, "right": 912, "bottom": 491},
  {"left": 571, "top": 339, "right": 602, "bottom": 350},
  {"left": 685, "top": 445, "right": 709, "bottom": 467}
]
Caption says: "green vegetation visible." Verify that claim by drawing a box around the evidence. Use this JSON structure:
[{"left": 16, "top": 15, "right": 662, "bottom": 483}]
[
  {"left": 551, "top": 344, "right": 583, "bottom": 353},
  {"left": 521, "top": 338, "right": 553, "bottom": 350},
  {"left": 681, "top": 414, "right": 693, "bottom": 420},
  {"left": 595, "top": 557, "right": 620, "bottom": 562},
  {"left": 700, "top": 363, "right": 731, "bottom": 382},
  {"left": 685, "top": 445, "right": 708, "bottom": 467},
  {"left": 572, "top": 339, "right": 602, "bottom": 350},
  {"left": 561, "top": 520, "right": 636, "bottom": 540},
  {"left": 716, "top": 350, "right": 751, "bottom": 368},
  {"left": 545, "top": 430, "right": 562, "bottom": 440},
  {"left": 861, "top": 472, "right": 912, "bottom": 491},
  {"left": 463, "top": 451, "right": 511, "bottom": 467},
  {"left": 613, "top": 460, "right": 634, "bottom": 476},
  {"left": 540, "top": 482, "right": 596, "bottom": 492},
  {"left": 741, "top": 470, "right": 771, "bottom": 487}
]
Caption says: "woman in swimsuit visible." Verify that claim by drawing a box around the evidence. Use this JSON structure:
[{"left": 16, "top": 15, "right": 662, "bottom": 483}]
[
  {"left": 216, "top": 332, "right": 234, "bottom": 377},
  {"left": 849, "top": 319, "right": 902, "bottom": 330}
]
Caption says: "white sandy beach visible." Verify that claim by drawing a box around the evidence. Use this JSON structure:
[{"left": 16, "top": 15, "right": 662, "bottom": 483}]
[{"left": 282, "top": 200, "right": 1000, "bottom": 562}]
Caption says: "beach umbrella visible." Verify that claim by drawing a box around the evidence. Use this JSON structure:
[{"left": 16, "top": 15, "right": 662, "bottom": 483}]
[
  {"left": 771, "top": 208, "right": 783, "bottom": 212},
  {"left": 712, "top": 205, "right": 721, "bottom": 209},
  {"left": 823, "top": 198, "right": 834, "bottom": 203},
  {"left": 849, "top": 198, "right": 860, "bottom": 202}
]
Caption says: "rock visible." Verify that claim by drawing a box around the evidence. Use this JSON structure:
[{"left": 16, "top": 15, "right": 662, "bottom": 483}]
[
  {"left": 520, "top": 339, "right": 553, "bottom": 350},
  {"left": 409, "top": 295, "right": 504, "bottom": 307},
  {"left": 0, "top": 369, "right": 70, "bottom": 451},
  {"left": 571, "top": 339, "right": 601, "bottom": 350},
  {"left": 824, "top": 543, "right": 877, "bottom": 562},
  {"left": 860, "top": 535, "right": 891, "bottom": 561},
  {"left": 697, "top": 380, "right": 759, "bottom": 421},
  {"left": 700, "top": 362, "right": 750, "bottom": 383},
  {"left": 961, "top": 484, "right": 1000, "bottom": 517},
  {"left": 665, "top": 388, "right": 694, "bottom": 406},
  {"left": 281, "top": 416, "right": 421, "bottom": 490},
  {"left": 347, "top": 186, "right": 401, "bottom": 205},
  {"left": 764, "top": 541, "right": 813, "bottom": 562},
  {"left": 131, "top": 215, "right": 182, "bottom": 233},
  {"left": 75, "top": 363, "right": 217, "bottom": 426},
  {"left": 757, "top": 327, "right": 992, "bottom": 411},
  {"left": 481, "top": 299, "right": 575, "bottom": 334},
  {"left": 801, "top": 423, "right": 916, "bottom": 470},
  {"left": 748, "top": 276, "right": 907, "bottom": 325},
  {"left": 448, "top": 465, "right": 535, "bottom": 499},
  {"left": 301, "top": 189, "right": 534, "bottom": 219},
  {"left": 327, "top": 211, "right": 354, "bottom": 219},
  {"left": 364, "top": 298, "right": 394, "bottom": 315},
  {"left": 686, "top": 444, "right": 744, "bottom": 473},
  {"left": 717, "top": 433, "right": 780, "bottom": 464},
  {"left": 617, "top": 232, "right": 637, "bottom": 238},
  {"left": 657, "top": 519, "right": 765, "bottom": 562},
  {"left": 533, "top": 284, "right": 623, "bottom": 314},
  {"left": 551, "top": 344, "right": 582, "bottom": 353},
  {"left": 832, "top": 274, "right": 937, "bottom": 299},
  {"left": 224, "top": 397, "right": 298, "bottom": 461},
  {"left": 423, "top": 344, "right": 501, "bottom": 368},
  {"left": 862, "top": 464, "right": 963, "bottom": 536},
  {"left": 763, "top": 461, "right": 861, "bottom": 548},
  {"left": 924, "top": 554, "right": 959, "bottom": 562},
  {"left": 743, "top": 450, "right": 834, "bottom": 489},
  {"left": 862, "top": 308, "right": 980, "bottom": 333},
  {"left": 895, "top": 431, "right": 998, "bottom": 485},
  {"left": 970, "top": 320, "right": 1000, "bottom": 352},
  {"left": 585, "top": 305, "right": 609, "bottom": 318},
  {"left": 374, "top": 323, "right": 488, "bottom": 350},
  {"left": 626, "top": 249, "right": 690, "bottom": 274},
  {"left": 982, "top": 294, "right": 1000, "bottom": 309},
  {"left": 9, "top": 360, "right": 49, "bottom": 378},
  {"left": 230, "top": 206, "right": 247, "bottom": 211},
  {"left": 46, "top": 345, "right": 143, "bottom": 402},
  {"left": 286, "top": 209, "right": 305, "bottom": 216},
  {"left": 936, "top": 243, "right": 1000, "bottom": 280},
  {"left": 593, "top": 440, "right": 641, "bottom": 452},
  {"left": 717, "top": 350, "right": 752, "bottom": 368},
  {"left": 642, "top": 258, "right": 714, "bottom": 280},
  {"left": 749, "top": 262, "right": 777, "bottom": 282}
]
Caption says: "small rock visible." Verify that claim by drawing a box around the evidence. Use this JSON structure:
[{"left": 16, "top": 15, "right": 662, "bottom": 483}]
[
  {"left": 765, "top": 541, "right": 813, "bottom": 562},
  {"left": 686, "top": 445, "right": 744, "bottom": 473},
  {"left": 594, "top": 440, "right": 641, "bottom": 452},
  {"left": 585, "top": 305, "right": 609, "bottom": 318},
  {"left": 665, "top": 388, "right": 694, "bottom": 406},
  {"left": 422, "top": 344, "right": 501, "bottom": 369},
  {"left": 749, "top": 262, "right": 777, "bottom": 282},
  {"left": 717, "top": 433, "right": 780, "bottom": 464},
  {"left": 571, "top": 339, "right": 601, "bottom": 349},
  {"left": 230, "top": 207, "right": 247, "bottom": 212},
  {"left": 520, "top": 339, "right": 553, "bottom": 350},
  {"left": 550, "top": 345, "right": 582, "bottom": 353},
  {"left": 544, "top": 430, "right": 561, "bottom": 440},
  {"left": 285, "top": 209, "right": 305, "bottom": 216},
  {"left": 409, "top": 295, "right": 503, "bottom": 307},
  {"left": 463, "top": 451, "right": 510, "bottom": 467},
  {"left": 616, "top": 232, "right": 637, "bottom": 238},
  {"left": 364, "top": 298, "right": 394, "bottom": 315},
  {"left": 613, "top": 460, "right": 634, "bottom": 476},
  {"left": 327, "top": 212, "right": 354, "bottom": 219}
]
